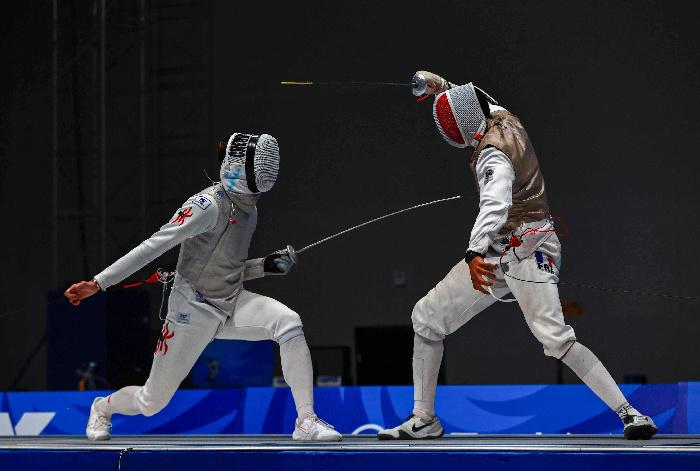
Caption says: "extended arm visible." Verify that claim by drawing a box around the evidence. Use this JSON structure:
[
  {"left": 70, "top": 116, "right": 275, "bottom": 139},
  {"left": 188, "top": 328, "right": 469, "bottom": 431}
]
[
  {"left": 65, "top": 195, "right": 218, "bottom": 304},
  {"left": 94, "top": 196, "right": 218, "bottom": 289}
]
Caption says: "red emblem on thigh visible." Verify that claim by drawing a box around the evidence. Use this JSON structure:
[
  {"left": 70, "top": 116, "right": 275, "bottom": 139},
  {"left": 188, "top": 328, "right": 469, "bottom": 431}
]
[{"left": 155, "top": 321, "right": 175, "bottom": 355}]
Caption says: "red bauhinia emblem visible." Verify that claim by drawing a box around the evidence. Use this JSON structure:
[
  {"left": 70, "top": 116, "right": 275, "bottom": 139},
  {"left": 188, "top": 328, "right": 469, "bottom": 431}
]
[
  {"left": 155, "top": 321, "right": 175, "bottom": 355},
  {"left": 171, "top": 207, "right": 193, "bottom": 226}
]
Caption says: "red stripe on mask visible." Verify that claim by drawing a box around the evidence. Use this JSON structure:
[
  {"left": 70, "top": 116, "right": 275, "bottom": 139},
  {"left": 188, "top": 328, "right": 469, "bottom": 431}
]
[{"left": 435, "top": 93, "right": 465, "bottom": 145}]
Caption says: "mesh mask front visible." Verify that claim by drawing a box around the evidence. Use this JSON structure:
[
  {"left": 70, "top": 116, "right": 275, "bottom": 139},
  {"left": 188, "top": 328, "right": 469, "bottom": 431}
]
[
  {"left": 220, "top": 133, "right": 279, "bottom": 194},
  {"left": 433, "top": 83, "right": 487, "bottom": 152}
]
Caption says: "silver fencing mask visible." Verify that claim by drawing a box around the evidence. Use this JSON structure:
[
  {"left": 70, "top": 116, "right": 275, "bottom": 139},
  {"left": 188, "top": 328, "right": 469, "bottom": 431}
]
[
  {"left": 220, "top": 133, "right": 279, "bottom": 194},
  {"left": 433, "top": 83, "right": 497, "bottom": 154}
]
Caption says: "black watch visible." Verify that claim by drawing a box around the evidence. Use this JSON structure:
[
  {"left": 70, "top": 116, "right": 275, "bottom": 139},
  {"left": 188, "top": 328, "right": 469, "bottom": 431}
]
[{"left": 464, "top": 250, "right": 483, "bottom": 264}]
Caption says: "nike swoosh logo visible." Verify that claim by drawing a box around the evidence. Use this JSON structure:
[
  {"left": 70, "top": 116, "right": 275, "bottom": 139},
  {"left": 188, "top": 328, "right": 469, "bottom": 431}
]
[{"left": 411, "top": 422, "right": 433, "bottom": 433}]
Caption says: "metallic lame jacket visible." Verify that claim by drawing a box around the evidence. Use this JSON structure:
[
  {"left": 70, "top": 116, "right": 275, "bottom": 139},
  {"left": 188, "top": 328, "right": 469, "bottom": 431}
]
[
  {"left": 176, "top": 184, "right": 264, "bottom": 313},
  {"left": 470, "top": 110, "right": 550, "bottom": 234}
]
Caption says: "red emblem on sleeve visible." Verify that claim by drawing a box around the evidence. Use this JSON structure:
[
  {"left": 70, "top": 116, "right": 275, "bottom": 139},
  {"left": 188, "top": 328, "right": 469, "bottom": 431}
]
[{"left": 171, "top": 207, "right": 193, "bottom": 226}]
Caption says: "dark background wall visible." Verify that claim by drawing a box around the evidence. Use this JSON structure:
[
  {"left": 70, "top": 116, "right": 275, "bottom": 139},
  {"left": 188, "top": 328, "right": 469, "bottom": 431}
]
[{"left": 1, "top": 0, "right": 699, "bottom": 390}]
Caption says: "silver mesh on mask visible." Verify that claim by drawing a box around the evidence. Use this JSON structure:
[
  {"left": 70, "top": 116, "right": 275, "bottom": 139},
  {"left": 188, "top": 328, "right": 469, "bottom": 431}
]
[
  {"left": 253, "top": 134, "right": 279, "bottom": 192},
  {"left": 433, "top": 83, "right": 487, "bottom": 149},
  {"left": 223, "top": 133, "right": 279, "bottom": 193}
]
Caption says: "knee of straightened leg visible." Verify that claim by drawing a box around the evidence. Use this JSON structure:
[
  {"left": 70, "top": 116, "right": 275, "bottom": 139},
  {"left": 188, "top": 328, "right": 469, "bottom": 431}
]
[
  {"left": 411, "top": 298, "right": 446, "bottom": 342},
  {"left": 558, "top": 339, "right": 578, "bottom": 360},
  {"left": 560, "top": 341, "right": 600, "bottom": 378},
  {"left": 542, "top": 337, "right": 576, "bottom": 360},
  {"left": 414, "top": 331, "right": 444, "bottom": 354},
  {"left": 412, "top": 319, "right": 445, "bottom": 342},
  {"left": 277, "top": 325, "right": 304, "bottom": 344}
]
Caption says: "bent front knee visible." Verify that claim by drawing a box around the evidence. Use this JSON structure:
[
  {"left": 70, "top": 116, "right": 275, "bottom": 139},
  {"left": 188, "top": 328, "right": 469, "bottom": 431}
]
[
  {"left": 138, "top": 399, "right": 169, "bottom": 417},
  {"left": 135, "top": 390, "right": 173, "bottom": 417},
  {"left": 277, "top": 325, "right": 304, "bottom": 344},
  {"left": 274, "top": 312, "right": 303, "bottom": 342}
]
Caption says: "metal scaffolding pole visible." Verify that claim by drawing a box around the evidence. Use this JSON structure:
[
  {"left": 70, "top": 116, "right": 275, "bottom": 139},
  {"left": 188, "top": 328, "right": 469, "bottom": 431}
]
[
  {"left": 70, "top": 0, "right": 89, "bottom": 278},
  {"left": 51, "top": 0, "right": 59, "bottom": 287},
  {"left": 139, "top": 0, "right": 147, "bottom": 237},
  {"left": 99, "top": 0, "right": 107, "bottom": 269},
  {"left": 49, "top": 0, "right": 201, "bottom": 285}
]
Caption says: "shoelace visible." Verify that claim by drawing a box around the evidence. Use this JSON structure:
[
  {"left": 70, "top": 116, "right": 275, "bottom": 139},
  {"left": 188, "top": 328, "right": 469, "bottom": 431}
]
[
  {"left": 298, "top": 415, "right": 336, "bottom": 432},
  {"left": 622, "top": 414, "right": 648, "bottom": 425},
  {"left": 92, "top": 414, "right": 111, "bottom": 430},
  {"left": 310, "top": 416, "right": 335, "bottom": 429}
]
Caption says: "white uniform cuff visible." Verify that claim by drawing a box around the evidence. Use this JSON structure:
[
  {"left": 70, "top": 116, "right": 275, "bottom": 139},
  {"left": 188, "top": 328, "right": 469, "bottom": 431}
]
[{"left": 92, "top": 274, "right": 107, "bottom": 291}]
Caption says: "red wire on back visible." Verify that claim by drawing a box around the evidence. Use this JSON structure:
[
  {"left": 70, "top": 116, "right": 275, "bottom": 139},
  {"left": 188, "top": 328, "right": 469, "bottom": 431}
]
[{"left": 500, "top": 216, "right": 569, "bottom": 261}]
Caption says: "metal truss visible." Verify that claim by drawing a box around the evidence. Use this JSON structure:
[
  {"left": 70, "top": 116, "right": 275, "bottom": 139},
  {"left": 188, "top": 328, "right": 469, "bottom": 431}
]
[{"left": 51, "top": 0, "right": 212, "bottom": 285}]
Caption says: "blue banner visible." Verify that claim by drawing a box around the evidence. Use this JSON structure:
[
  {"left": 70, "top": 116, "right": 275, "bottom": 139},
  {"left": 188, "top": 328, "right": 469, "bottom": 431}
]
[{"left": 1, "top": 383, "right": 697, "bottom": 436}]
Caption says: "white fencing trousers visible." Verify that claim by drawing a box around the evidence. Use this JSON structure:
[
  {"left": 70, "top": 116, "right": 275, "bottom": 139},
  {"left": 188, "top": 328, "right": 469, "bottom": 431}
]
[
  {"left": 99, "top": 279, "right": 303, "bottom": 418},
  {"left": 412, "top": 234, "right": 576, "bottom": 359}
]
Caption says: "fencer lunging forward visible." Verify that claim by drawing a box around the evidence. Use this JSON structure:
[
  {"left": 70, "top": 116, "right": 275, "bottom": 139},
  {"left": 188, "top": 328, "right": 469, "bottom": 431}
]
[
  {"left": 65, "top": 133, "right": 341, "bottom": 442},
  {"left": 379, "top": 72, "right": 657, "bottom": 440}
]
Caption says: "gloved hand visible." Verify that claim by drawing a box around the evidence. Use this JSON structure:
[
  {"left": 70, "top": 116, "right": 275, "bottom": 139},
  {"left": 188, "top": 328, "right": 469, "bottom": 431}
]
[
  {"left": 263, "top": 246, "right": 297, "bottom": 275},
  {"left": 411, "top": 70, "right": 452, "bottom": 96},
  {"left": 465, "top": 252, "right": 497, "bottom": 295}
]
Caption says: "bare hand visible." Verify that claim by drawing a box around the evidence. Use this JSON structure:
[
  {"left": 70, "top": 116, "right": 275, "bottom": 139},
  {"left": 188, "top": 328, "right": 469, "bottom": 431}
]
[
  {"left": 467, "top": 256, "right": 497, "bottom": 295},
  {"left": 64, "top": 280, "right": 100, "bottom": 306}
]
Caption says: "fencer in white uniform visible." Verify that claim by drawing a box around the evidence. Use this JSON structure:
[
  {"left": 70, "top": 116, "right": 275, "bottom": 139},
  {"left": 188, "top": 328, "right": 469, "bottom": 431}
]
[
  {"left": 65, "top": 133, "right": 341, "bottom": 442},
  {"left": 378, "top": 72, "right": 657, "bottom": 440}
]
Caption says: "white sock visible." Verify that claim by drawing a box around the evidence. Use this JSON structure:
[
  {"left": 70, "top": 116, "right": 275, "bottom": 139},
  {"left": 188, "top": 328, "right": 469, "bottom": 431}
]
[
  {"left": 96, "top": 386, "right": 141, "bottom": 416},
  {"left": 280, "top": 334, "right": 315, "bottom": 420},
  {"left": 561, "top": 342, "right": 630, "bottom": 413},
  {"left": 412, "top": 333, "right": 444, "bottom": 421}
]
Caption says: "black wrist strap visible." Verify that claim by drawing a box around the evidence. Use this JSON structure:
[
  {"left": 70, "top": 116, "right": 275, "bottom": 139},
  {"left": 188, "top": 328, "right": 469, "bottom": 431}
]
[
  {"left": 263, "top": 254, "right": 278, "bottom": 273},
  {"left": 465, "top": 250, "right": 483, "bottom": 264}
]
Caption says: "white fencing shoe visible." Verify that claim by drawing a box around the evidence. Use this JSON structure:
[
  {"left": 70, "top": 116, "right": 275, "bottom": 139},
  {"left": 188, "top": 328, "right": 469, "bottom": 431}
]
[
  {"left": 292, "top": 416, "right": 342, "bottom": 441},
  {"left": 623, "top": 414, "right": 658, "bottom": 440},
  {"left": 86, "top": 397, "right": 112, "bottom": 441},
  {"left": 377, "top": 414, "right": 444, "bottom": 440}
]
